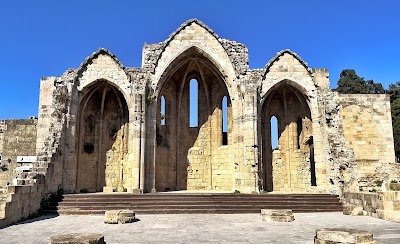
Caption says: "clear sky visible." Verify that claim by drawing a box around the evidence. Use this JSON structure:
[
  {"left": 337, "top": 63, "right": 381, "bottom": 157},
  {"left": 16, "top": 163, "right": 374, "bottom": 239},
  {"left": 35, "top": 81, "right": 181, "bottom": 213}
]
[{"left": 1, "top": 0, "right": 399, "bottom": 119}]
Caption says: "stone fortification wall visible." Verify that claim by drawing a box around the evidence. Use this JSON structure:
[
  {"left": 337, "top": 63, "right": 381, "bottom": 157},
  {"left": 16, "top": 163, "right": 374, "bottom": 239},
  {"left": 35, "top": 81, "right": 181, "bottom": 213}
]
[
  {"left": 339, "top": 94, "right": 396, "bottom": 189},
  {"left": 316, "top": 90, "right": 359, "bottom": 194},
  {"left": 0, "top": 119, "right": 37, "bottom": 187},
  {"left": 0, "top": 175, "right": 46, "bottom": 228},
  {"left": 343, "top": 191, "right": 400, "bottom": 221}
]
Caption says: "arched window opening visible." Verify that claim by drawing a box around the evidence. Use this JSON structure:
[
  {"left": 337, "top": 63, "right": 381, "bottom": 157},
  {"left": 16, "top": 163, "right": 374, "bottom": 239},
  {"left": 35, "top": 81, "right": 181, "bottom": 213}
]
[
  {"left": 270, "top": 116, "right": 278, "bottom": 150},
  {"left": 222, "top": 96, "right": 228, "bottom": 145},
  {"left": 296, "top": 117, "right": 302, "bottom": 149},
  {"left": 161, "top": 96, "right": 166, "bottom": 126},
  {"left": 189, "top": 79, "right": 198, "bottom": 127}
]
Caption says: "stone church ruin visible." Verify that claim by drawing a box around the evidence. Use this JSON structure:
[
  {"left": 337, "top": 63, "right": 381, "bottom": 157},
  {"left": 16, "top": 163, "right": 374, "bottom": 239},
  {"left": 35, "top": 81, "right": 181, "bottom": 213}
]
[{"left": 1, "top": 19, "right": 399, "bottom": 226}]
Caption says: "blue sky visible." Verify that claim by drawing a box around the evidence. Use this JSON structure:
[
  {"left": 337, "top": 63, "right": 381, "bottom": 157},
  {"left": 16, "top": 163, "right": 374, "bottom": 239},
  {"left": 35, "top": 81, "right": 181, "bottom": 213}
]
[{"left": 1, "top": 0, "right": 399, "bottom": 119}]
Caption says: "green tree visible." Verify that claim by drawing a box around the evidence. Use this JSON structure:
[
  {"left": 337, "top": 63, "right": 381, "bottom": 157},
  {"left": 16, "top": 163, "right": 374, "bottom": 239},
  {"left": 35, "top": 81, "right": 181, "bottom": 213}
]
[
  {"left": 387, "top": 82, "right": 400, "bottom": 162},
  {"left": 334, "top": 69, "right": 385, "bottom": 94}
]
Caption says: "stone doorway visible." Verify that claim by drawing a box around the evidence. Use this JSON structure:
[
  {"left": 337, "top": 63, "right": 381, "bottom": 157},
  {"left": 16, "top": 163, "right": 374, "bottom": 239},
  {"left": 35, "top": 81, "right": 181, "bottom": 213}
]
[
  {"left": 76, "top": 80, "right": 129, "bottom": 193},
  {"left": 155, "top": 48, "right": 233, "bottom": 192},
  {"left": 261, "top": 81, "right": 314, "bottom": 192}
]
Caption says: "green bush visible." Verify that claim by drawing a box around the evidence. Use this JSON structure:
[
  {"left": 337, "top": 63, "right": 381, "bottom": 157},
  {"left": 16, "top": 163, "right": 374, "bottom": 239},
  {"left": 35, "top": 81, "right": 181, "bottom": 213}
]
[{"left": 374, "top": 180, "right": 383, "bottom": 187}]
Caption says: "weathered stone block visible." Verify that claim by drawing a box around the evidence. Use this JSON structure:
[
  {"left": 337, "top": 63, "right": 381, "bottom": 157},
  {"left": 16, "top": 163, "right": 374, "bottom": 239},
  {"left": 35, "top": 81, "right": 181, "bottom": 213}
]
[
  {"left": 49, "top": 233, "right": 105, "bottom": 244},
  {"left": 102, "top": 187, "right": 113, "bottom": 193},
  {"left": 261, "top": 209, "right": 294, "bottom": 222},
  {"left": 343, "top": 204, "right": 364, "bottom": 216},
  {"left": 315, "top": 228, "right": 375, "bottom": 244},
  {"left": 104, "top": 210, "right": 135, "bottom": 224},
  {"left": 389, "top": 183, "right": 400, "bottom": 191},
  {"left": 130, "top": 189, "right": 143, "bottom": 195}
]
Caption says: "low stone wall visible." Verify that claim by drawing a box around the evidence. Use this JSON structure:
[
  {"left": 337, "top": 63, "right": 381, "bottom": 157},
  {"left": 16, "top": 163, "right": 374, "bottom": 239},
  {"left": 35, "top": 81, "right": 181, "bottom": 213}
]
[
  {"left": 0, "top": 175, "right": 46, "bottom": 228},
  {"left": 343, "top": 191, "right": 400, "bottom": 221}
]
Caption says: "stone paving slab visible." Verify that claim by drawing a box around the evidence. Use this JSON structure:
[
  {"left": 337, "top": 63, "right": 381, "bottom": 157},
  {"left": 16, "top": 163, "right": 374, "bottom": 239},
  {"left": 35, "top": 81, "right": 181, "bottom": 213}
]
[{"left": 0, "top": 212, "right": 399, "bottom": 243}]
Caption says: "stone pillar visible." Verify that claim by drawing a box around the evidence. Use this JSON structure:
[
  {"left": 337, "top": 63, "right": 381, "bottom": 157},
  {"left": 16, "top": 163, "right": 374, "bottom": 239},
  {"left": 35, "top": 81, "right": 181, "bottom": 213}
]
[
  {"left": 145, "top": 96, "right": 157, "bottom": 193},
  {"left": 35, "top": 77, "right": 56, "bottom": 175},
  {"left": 130, "top": 94, "right": 145, "bottom": 191},
  {"left": 237, "top": 85, "right": 259, "bottom": 193}
]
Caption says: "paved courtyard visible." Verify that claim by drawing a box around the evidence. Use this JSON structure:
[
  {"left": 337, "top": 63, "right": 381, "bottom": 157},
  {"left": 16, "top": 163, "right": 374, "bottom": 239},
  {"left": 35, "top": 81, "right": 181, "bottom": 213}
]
[{"left": 0, "top": 212, "right": 399, "bottom": 243}]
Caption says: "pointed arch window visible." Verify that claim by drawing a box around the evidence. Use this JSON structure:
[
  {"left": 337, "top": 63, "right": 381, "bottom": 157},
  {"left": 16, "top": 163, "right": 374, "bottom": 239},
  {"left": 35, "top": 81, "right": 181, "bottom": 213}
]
[
  {"left": 271, "top": 116, "right": 278, "bottom": 150},
  {"left": 222, "top": 96, "right": 228, "bottom": 145},
  {"left": 161, "top": 96, "right": 166, "bottom": 126},
  {"left": 190, "top": 79, "right": 198, "bottom": 127}
]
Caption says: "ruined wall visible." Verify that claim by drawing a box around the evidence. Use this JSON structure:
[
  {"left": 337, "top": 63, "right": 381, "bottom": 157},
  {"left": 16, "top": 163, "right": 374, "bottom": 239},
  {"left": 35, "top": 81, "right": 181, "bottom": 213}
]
[
  {"left": 8, "top": 19, "right": 399, "bottom": 198},
  {"left": 0, "top": 175, "right": 46, "bottom": 228},
  {"left": 0, "top": 119, "right": 37, "bottom": 187},
  {"left": 339, "top": 94, "right": 396, "bottom": 188},
  {"left": 147, "top": 19, "right": 250, "bottom": 192},
  {"left": 343, "top": 191, "right": 400, "bottom": 221},
  {"left": 259, "top": 51, "right": 329, "bottom": 193}
]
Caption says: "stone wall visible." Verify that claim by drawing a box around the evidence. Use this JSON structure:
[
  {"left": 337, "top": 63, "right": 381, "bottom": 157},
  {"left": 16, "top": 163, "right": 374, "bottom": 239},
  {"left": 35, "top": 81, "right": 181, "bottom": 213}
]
[
  {"left": 0, "top": 119, "right": 37, "bottom": 187},
  {"left": 32, "top": 19, "right": 396, "bottom": 195},
  {"left": 1, "top": 19, "right": 398, "bottom": 207},
  {"left": 0, "top": 175, "right": 46, "bottom": 228},
  {"left": 339, "top": 94, "right": 396, "bottom": 189},
  {"left": 0, "top": 17, "right": 398, "bottom": 229},
  {"left": 343, "top": 191, "right": 400, "bottom": 221}
]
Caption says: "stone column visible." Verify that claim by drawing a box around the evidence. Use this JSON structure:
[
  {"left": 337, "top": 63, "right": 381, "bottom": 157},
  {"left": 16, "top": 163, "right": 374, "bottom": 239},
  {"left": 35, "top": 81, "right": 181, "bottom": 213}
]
[
  {"left": 145, "top": 97, "right": 157, "bottom": 193},
  {"left": 237, "top": 84, "right": 259, "bottom": 193},
  {"left": 130, "top": 94, "right": 144, "bottom": 192}
]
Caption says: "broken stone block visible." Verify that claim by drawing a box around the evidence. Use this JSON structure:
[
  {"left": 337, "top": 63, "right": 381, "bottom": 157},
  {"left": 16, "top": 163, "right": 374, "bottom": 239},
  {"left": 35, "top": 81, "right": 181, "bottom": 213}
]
[
  {"left": 104, "top": 210, "right": 135, "bottom": 224},
  {"left": 389, "top": 183, "right": 400, "bottom": 191},
  {"left": 49, "top": 233, "right": 105, "bottom": 244},
  {"left": 343, "top": 204, "right": 364, "bottom": 216},
  {"left": 261, "top": 209, "right": 294, "bottom": 222},
  {"left": 315, "top": 228, "right": 375, "bottom": 244}
]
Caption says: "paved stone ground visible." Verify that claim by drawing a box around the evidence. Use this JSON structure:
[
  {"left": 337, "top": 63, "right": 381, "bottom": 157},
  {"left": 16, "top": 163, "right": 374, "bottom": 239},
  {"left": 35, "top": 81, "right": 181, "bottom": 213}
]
[{"left": 0, "top": 212, "right": 399, "bottom": 243}]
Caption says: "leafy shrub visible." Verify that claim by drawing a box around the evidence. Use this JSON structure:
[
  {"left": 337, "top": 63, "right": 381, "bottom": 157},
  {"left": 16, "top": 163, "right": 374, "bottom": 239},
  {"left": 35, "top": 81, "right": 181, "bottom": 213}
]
[{"left": 374, "top": 180, "right": 383, "bottom": 187}]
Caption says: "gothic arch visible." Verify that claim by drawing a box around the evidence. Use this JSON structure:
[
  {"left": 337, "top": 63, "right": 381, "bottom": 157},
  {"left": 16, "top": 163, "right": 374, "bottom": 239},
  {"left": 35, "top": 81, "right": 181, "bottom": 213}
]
[
  {"left": 75, "top": 80, "right": 130, "bottom": 193},
  {"left": 74, "top": 48, "right": 131, "bottom": 106},
  {"left": 260, "top": 81, "right": 314, "bottom": 192},
  {"left": 262, "top": 49, "right": 312, "bottom": 77},
  {"left": 260, "top": 50, "right": 316, "bottom": 99},
  {"left": 152, "top": 20, "right": 238, "bottom": 98},
  {"left": 152, "top": 44, "right": 233, "bottom": 192},
  {"left": 154, "top": 19, "right": 221, "bottom": 69}
]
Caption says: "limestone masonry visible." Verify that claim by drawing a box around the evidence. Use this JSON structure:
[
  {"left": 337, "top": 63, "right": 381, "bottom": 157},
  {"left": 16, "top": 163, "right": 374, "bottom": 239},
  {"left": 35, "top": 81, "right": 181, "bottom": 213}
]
[{"left": 0, "top": 19, "right": 399, "bottom": 226}]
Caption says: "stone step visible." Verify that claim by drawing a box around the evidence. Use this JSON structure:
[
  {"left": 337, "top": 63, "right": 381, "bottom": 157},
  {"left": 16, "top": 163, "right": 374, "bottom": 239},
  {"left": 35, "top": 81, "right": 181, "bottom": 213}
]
[
  {"left": 50, "top": 204, "right": 342, "bottom": 210},
  {"left": 53, "top": 200, "right": 341, "bottom": 207},
  {"left": 58, "top": 193, "right": 338, "bottom": 198},
  {"left": 51, "top": 207, "right": 341, "bottom": 216},
  {"left": 47, "top": 193, "right": 342, "bottom": 215}
]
